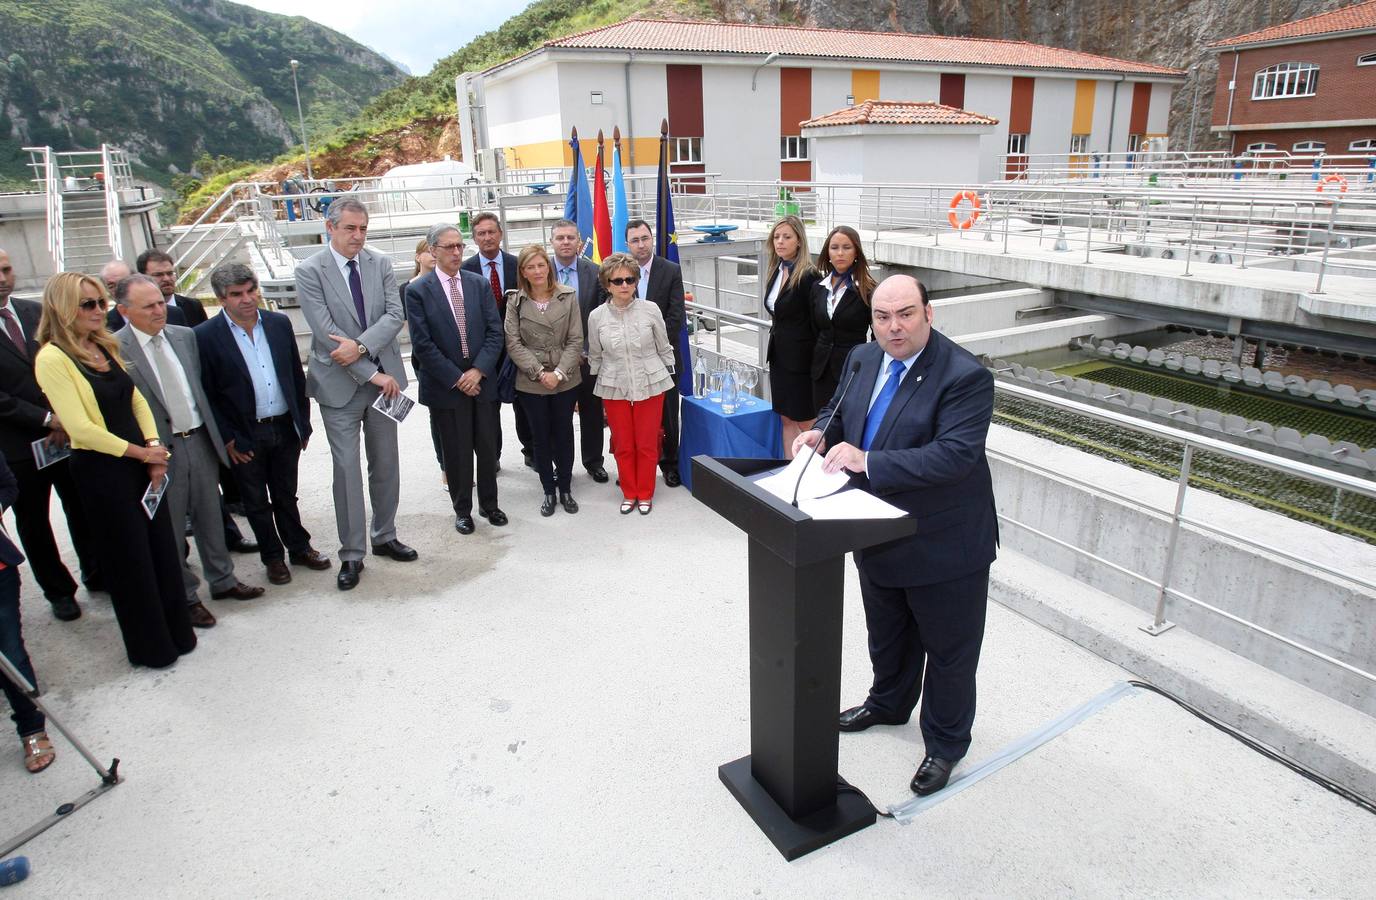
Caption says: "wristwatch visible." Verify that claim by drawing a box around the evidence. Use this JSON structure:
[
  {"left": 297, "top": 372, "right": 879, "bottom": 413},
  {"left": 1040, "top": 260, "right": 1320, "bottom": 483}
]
[
  {"left": 356, "top": 341, "right": 370, "bottom": 358},
  {"left": 42, "top": 412, "right": 53, "bottom": 428}
]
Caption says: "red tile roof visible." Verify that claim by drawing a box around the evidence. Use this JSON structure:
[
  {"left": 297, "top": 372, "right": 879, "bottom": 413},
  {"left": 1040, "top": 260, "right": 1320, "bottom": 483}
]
[
  {"left": 1211, "top": 0, "right": 1376, "bottom": 48},
  {"left": 504, "top": 18, "right": 1183, "bottom": 77},
  {"left": 802, "top": 100, "right": 999, "bottom": 128}
]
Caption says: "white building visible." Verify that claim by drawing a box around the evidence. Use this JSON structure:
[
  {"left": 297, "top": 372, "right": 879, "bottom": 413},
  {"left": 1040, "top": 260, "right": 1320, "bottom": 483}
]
[{"left": 460, "top": 17, "right": 1184, "bottom": 185}]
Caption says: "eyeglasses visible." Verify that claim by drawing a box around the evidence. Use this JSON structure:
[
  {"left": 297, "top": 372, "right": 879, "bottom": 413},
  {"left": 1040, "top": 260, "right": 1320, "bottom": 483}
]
[
  {"left": 79, "top": 298, "right": 109, "bottom": 311},
  {"left": 433, "top": 242, "right": 463, "bottom": 252},
  {"left": 607, "top": 276, "right": 638, "bottom": 286}
]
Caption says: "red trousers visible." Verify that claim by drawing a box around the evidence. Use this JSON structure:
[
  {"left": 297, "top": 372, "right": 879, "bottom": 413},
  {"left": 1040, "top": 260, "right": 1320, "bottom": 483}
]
[{"left": 603, "top": 394, "right": 665, "bottom": 501}]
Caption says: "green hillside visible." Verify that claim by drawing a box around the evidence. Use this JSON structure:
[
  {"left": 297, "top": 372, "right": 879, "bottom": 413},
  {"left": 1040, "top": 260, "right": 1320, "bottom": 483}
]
[{"left": 0, "top": 0, "right": 405, "bottom": 187}]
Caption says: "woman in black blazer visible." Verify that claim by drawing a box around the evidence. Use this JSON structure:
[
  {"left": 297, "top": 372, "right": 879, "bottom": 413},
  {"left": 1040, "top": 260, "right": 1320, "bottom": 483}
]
[
  {"left": 763, "top": 216, "right": 821, "bottom": 455},
  {"left": 810, "top": 225, "right": 876, "bottom": 411}
]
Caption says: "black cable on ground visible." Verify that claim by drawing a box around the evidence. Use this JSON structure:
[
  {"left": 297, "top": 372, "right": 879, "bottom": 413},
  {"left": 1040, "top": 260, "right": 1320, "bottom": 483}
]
[
  {"left": 837, "top": 778, "right": 894, "bottom": 818},
  {"left": 1127, "top": 679, "right": 1376, "bottom": 816}
]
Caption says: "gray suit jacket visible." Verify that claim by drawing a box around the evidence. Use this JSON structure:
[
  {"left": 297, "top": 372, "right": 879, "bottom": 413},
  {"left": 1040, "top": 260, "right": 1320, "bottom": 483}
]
[
  {"left": 117, "top": 323, "right": 230, "bottom": 468},
  {"left": 295, "top": 244, "right": 406, "bottom": 408}
]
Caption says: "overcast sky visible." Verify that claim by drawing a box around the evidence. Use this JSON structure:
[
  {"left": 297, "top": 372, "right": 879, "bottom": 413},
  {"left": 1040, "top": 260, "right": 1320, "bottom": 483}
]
[{"left": 237, "top": 0, "right": 536, "bottom": 75}]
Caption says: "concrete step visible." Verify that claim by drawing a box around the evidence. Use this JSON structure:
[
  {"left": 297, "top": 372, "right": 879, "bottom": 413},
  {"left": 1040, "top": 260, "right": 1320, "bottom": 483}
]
[{"left": 991, "top": 548, "right": 1376, "bottom": 803}]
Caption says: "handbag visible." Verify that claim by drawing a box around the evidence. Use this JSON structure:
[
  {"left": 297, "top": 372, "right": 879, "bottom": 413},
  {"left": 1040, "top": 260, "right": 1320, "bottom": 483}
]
[{"left": 495, "top": 290, "right": 521, "bottom": 403}]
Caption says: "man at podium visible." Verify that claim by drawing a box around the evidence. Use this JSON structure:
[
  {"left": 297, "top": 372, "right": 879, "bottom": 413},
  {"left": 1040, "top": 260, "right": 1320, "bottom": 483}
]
[{"left": 792, "top": 274, "right": 997, "bottom": 797}]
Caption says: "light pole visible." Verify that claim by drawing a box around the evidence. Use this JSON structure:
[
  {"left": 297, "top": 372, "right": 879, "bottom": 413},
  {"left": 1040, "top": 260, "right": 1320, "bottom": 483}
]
[{"left": 289, "top": 59, "right": 314, "bottom": 180}]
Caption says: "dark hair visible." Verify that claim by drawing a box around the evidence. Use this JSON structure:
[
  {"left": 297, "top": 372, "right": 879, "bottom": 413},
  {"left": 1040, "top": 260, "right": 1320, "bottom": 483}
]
[
  {"left": 471, "top": 211, "right": 501, "bottom": 233},
  {"left": 624, "top": 219, "right": 651, "bottom": 239},
  {"left": 113, "top": 273, "right": 159, "bottom": 306},
  {"left": 135, "top": 248, "right": 175, "bottom": 274},
  {"left": 209, "top": 263, "right": 259, "bottom": 300},
  {"left": 817, "top": 225, "right": 876, "bottom": 305}
]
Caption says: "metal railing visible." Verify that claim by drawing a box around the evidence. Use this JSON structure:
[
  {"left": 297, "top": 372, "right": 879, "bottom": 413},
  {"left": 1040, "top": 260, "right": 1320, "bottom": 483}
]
[
  {"left": 990, "top": 379, "right": 1376, "bottom": 685},
  {"left": 100, "top": 144, "right": 123, "bottom": 260},
  {"left": 24, "top": 147, "right": 63, "bottom": 271},
  {"left": 998, "top": 150, "right": 1376, "bottom": 188}
]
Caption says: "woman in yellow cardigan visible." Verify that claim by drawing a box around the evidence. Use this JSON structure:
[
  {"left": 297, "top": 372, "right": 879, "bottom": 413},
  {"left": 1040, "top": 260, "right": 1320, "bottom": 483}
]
[{"left": 33, "top": 273, "right": 195, "bottom": 669}]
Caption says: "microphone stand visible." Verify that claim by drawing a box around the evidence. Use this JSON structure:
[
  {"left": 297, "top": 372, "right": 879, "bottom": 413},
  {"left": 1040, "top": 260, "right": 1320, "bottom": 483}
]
[{"left": 791, "top": 361, "right": 861, "bottom": 508}]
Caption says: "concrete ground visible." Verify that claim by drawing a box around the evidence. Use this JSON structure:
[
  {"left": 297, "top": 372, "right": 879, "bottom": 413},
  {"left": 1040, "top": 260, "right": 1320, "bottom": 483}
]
[{"left": 3, "top": 402, "right": 1375, "bottom": 898}]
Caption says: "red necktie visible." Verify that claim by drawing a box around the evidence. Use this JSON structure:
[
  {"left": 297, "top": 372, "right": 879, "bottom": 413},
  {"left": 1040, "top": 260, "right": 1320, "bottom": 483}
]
[
  {"left": 448, "top": 275, "right": 471, "bottom": 358},
  {"left": 488, "top": 259, "right": 502, "bottom": 306},
  {"left": 0, "top": 307, "right": 26, "bottom": 359}
]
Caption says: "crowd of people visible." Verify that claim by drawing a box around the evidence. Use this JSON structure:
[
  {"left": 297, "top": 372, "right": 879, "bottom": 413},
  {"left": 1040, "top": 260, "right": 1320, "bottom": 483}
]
[{"left": 2, "top": 200, "right": 997, "bottom": 798}]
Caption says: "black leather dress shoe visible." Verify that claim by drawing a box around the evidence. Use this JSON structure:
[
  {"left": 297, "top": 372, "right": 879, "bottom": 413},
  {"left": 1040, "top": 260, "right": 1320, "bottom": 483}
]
[
  {"left": 479, "top": 507, "right": 508, "bottom": 526},
  {"left": 540, "top": 494, "right": 557, "bottom": 517},
  {"left": 911, "top": 756, "right": 955, "bottom": 796},
  {"left": 663, "top": 469, "right": 682, "bottom": 488},
  {"left": 586, "top": 465, "right": 609, "bottom": 484},
  {"left": 337, "top": 560, "right": 364, "bottom": 591},
  {"left": 522, "top": 452, "right": 535, "bottom": 469},
  {"left": 838, "top": 705, "right": 899, "bottom": 733},
  {"left": 559, "top": 490, "right": 578, "bottom": 514},
  {"left": 227, "top": 537, "right": 260, "bottom": 554},
  {"left": 455, "top": 515, "right": 475, "bottom": 535},
  {"left": 49, "top": 596, "right": 81, "bottom": 622},
  {"left": 371, "top": 539, "right": 418, "bottom": 562}
]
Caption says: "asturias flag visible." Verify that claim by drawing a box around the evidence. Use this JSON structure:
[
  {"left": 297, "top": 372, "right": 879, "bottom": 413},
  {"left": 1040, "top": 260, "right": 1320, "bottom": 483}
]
[
  {"left": 563, "top": 128, "right": 593, "bottom": 256},
  {"left": 612, "top": 127, "right": 629, "bottom": 253}
]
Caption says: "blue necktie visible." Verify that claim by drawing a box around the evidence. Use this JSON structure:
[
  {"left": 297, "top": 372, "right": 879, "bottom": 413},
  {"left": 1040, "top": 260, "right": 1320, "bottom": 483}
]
[
  {"left": 558, "top": 266, "right": 573, "bottom": 286},
  {"left": 862, "top": 359, "right": 907, "bottom": 451},
  {"left": 346, "top": 259, "right": 367, "bottom": 327}
]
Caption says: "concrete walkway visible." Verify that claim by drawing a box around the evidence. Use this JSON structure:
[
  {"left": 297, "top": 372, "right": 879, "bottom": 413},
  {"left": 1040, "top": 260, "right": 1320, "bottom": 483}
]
[{"left": 3, "top": 403, "right": 1374, "bottom": 897}]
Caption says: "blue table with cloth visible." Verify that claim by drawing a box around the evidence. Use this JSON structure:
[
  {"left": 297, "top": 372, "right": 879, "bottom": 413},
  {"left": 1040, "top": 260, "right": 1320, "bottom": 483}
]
[{"left": 678, "top": 394, "right": 782, "bottom": 491}]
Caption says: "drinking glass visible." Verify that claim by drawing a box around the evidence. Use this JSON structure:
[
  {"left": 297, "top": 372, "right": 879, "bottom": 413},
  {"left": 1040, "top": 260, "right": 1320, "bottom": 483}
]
[
  {"left": 741, "top": 365, "right": 759, "bottom": 406},
  {"left": 709, "top": 368, "right": 725, "bottom": 402}
]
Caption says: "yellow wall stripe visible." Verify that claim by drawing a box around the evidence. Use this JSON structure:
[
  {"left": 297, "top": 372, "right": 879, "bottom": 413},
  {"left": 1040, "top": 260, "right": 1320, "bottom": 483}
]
[
  {"left": 1072, "top": 79, "right": 1096, "bottom": 135},
  {"left": 851, "top": 69, "right": 881, "bottom": 104}
]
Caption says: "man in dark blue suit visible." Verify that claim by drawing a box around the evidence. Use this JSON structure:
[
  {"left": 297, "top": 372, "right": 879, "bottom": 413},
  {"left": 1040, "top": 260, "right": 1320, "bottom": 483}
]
[
  {"left": 409, "top": 223, "right": 505, "bottom": 534},
  {"left": 794, "top": 274, "right": 997, "bottom": 797},
  {"left": 195, "top": 264, "right": 331, "bottom": 587},
  {"left": 462, "top": 211, "right": 533, "bottom": 468}
]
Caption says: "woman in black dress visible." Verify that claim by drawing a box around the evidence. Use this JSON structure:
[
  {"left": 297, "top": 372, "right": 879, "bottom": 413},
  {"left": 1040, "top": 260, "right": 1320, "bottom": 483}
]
[
  {"left": 762, "top": 216, "right": 821, "bottom": 456},
  {"left": 810, "top": 225, "right": 877, "bottom": 411},
  {"left": 33, "top": 273, "right": 194, "bottom": 669}
]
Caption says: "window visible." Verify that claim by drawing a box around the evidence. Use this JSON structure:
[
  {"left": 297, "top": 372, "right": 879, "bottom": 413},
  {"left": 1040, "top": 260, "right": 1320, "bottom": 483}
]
[
  {"left": 1358, "top": 52, "right": 1376, "bottom": 66},
  {"left": 1069, "top": 134, "right": 1089, "bottom": 154},
  {"left": 1244, "top": 141, "right": 1278, "bottom": 153},
  {"left": 1252, "top": 62, "right": 1319, "bottom": 99},
  {"left": 1126, "top": 133, "right": 1142, "bottom": 154},
  {"left": 1351, "top": 139, "right": 1376, "bottom": 152},
  {"left": 669, "top": 137, "right": 702, "bottom": 164},
  {"left": 1007, "top": 133, "right": 1028, "bottom": 155},
  {"left": 780, "top": 136, "right": 809, "bottom": 161},
  {"left": 1293, "top": 141, "right": 1325, "bottom": 153}
]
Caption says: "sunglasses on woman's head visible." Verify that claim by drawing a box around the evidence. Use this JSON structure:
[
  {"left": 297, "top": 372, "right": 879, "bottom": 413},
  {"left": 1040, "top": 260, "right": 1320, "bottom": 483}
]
[
  {"left": 79, "top": 298, "right": 109, "bottom": 311},
  {"left": 607, "top": 276, "right": 638, "bottom": 286}
]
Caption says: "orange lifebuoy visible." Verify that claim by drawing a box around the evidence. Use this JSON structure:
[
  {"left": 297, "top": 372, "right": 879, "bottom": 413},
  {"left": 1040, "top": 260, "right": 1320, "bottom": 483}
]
[
  {"left": 1317, "top": 174, "right": 1348, "bottom": 194},
  {"left": 948, "top": 190, "right": 981, "bottom": 229}
]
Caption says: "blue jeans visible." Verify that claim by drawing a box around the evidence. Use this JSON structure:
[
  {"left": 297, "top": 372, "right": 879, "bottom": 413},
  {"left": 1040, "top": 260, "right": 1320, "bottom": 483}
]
[{"left": 0, "top": 567, "right": 44, "bottom": 737}]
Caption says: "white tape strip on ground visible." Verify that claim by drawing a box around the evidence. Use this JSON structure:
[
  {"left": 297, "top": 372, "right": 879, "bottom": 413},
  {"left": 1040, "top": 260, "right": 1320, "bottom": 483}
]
[{"left": 889, "top": 680, "right": 1140, "bottom": 824}]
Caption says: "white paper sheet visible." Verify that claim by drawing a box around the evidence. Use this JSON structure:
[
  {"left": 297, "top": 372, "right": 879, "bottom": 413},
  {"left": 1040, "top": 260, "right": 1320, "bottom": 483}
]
[
  {"left": 798, "top": 488, "right": 907, "bottom": 520},
  {"left": 754, "top": 452, "right": 850, "bottom": 504}
]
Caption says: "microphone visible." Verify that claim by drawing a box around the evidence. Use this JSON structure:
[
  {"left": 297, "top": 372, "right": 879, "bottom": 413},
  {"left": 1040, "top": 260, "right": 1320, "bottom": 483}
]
[
  {"left": 0, "top": 856, "right": 30, "bottom": 885},
  {"left": 791, "top": 359, "right": 862, "bottom": 508}
]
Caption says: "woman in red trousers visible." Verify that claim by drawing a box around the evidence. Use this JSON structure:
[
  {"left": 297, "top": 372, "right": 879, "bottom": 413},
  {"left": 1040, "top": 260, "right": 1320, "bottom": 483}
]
[{"left": 586, "top": 253, "right": 676, "bottom": 515}]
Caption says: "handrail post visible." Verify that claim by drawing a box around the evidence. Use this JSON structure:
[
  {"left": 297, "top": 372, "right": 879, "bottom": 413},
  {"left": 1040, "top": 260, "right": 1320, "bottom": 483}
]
[
  {"left": 1002, "top": 192, "right": 1011, "bottom": 254},
  {"left": 1238, "top": 198, "right": 1253, "bottom": 269},
  {"left": 1312, "top": 194, "right": 1340, "bottom": 295},
  {"left": 1182, "top": 196, "right": 1198, "bottom": 277},
  {"left": 1142, "top": 444, "right": 1192, "bottom": 636}
]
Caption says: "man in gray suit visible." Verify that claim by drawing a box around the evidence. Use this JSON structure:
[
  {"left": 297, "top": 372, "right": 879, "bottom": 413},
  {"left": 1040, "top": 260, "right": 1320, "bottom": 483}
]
[
  {"left": 114, "top": 276, "right": 264, "bottom": 627},
  {"left": 549, "top": 218, "right": 609, "bottom": 483},
  {"left": 294, "top": 197, "right": 417, "bottom": 591}
]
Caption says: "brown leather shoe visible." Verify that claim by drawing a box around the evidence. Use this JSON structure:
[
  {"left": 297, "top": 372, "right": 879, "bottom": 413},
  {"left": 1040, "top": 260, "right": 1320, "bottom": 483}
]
[
  {"left": 289, "top": 549, "right": 333, "bottom": 571},
  {"left": 266, "top": 560, "right": 292, "bottom": 585},
  {"left": 187, "top": 602, "right": 217, "bottom": 628},
  {"left": 210, "top": 581, "right": 266, "bottom": 601}
]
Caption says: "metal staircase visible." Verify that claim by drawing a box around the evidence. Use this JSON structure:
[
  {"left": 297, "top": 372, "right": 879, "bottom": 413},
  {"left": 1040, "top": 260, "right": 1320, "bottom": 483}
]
[{"left": 25, "top": 145, "right": 135, "bottom": 273}]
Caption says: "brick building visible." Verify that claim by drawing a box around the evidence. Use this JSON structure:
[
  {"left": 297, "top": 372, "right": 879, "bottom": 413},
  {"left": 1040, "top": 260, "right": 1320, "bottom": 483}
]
[{"left": 1209, "top": 0, "right": 1376, "bottom": 157}]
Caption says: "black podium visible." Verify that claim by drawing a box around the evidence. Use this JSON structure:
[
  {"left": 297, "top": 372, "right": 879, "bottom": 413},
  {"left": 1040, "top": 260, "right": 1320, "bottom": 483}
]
[{"left": 691, "top": 456, "right": 917, "bottom": 861}]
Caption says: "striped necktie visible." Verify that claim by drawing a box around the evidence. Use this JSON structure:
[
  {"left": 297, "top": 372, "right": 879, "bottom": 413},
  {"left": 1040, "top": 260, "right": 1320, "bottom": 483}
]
[{"left": 447, "top": 274, "right": 470, "bottom": 358}]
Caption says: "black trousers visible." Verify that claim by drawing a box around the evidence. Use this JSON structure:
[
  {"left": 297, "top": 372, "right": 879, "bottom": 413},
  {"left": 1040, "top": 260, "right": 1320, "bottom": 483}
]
[
  {"left": 517, "top": 388, "right": 577, "bottom": 494},
  {"left": 658, "top": 385, "right": 680, "bottom": 471},
  {"left": 6, "top": 454, "right": 101, "bottom": 601},
  {"left": 230, "top": 416, "right": 312, "bottom": 563},
  {"left": 576, "top": 361, "right": 604, "bottom": 470},
  {"left": 69, "top": 450, "right": 195, "bottom": 668},
  {"left": 857, "top": 565, "right": 989, "bottom": 761},
  {"left": 434, "top": 399, "right": 499, "bottom": 516}
]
